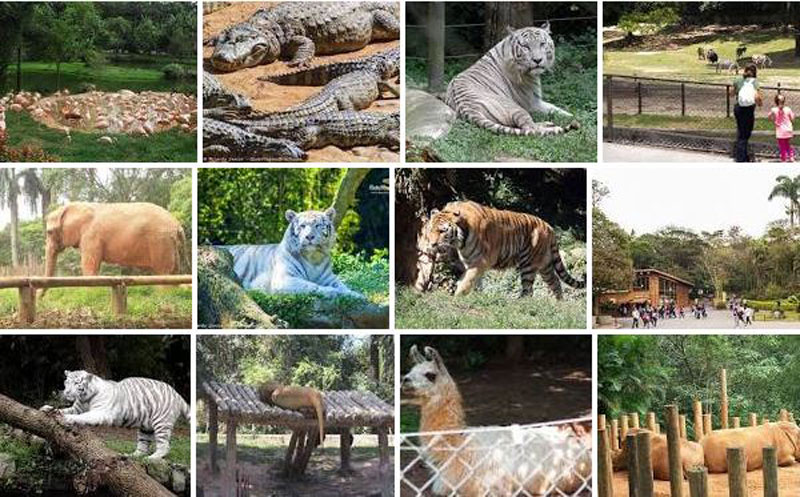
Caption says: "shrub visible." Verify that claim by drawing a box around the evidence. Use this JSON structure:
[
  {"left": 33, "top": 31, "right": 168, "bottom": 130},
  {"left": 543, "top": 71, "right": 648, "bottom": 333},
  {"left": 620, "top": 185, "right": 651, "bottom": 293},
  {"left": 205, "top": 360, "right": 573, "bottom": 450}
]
[
  {"left": 162, "top": 63, "right": 187, "bottom": 81},
  {"left": 77, "top": 82, "right": 97, "bottom": 94}
]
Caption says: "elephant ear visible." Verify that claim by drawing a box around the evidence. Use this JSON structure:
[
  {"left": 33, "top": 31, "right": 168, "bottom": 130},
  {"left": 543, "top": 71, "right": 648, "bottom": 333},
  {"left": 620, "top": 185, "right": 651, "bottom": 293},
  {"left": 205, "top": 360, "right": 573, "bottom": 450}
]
[{"left": 58, "top": 204, "right": 93, "bottom": 247}]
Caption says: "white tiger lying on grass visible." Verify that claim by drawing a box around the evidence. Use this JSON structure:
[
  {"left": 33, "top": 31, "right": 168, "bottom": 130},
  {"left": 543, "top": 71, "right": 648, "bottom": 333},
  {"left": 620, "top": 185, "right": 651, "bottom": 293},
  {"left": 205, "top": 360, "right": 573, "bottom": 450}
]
[
  {"left": 446, "top": 23, "right": 578, "bottom": 137},
  {"left": 219, "top": 207, "right": 363, "bottom": 299},
  {"left": 41, "top": 370, "right": 189, "bottom": 460}
]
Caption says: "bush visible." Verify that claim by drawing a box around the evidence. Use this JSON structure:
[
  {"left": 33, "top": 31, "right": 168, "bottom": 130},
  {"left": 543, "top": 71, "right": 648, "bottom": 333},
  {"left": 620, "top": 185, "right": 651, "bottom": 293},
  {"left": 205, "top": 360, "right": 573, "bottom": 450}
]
[
  {"left": 162, "top": 63, "right": 187, "bottom": 81},
  {"left": 76, "top": 82, "right": 97, "bottom": 93}
]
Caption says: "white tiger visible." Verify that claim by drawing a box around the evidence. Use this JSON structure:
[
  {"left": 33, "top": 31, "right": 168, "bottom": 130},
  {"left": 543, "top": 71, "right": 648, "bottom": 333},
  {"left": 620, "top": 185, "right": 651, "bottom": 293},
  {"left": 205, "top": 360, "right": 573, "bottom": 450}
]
[
  {"left": 41, "top": 370, "right": 189, "bottom": 460},
  {"left": 445, "top": 23, "right": 576, "bottom": 136},
  {"left": 220, "top": 207, "right": 362, "bottom": 298}
]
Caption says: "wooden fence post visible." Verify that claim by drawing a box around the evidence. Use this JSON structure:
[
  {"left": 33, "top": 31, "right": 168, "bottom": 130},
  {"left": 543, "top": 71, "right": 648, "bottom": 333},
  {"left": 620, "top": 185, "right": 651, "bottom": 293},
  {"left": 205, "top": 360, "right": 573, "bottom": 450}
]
[
  {"left": 762, "top": 416, "right": 770, "bottom": 425},
  {"left": 637, "top": 430, "right": 654, "bottom": 497},
  {"left": 208, "top": 400, "right": 219, "bottom": 474},
  {"left": 637, "top": 80, "right": 643, "bottom": 115},
  {"left": 627, "top": 433, "right": 640, "bottom": 497},
  {"left": 679, "top": 414, "right": 687, "bottom": 439},
  {"left": 779, "top": 409, "right": 789, "bottom": 422},
  {"left": 703, "top": 413, "right": 712, "bottom": 435},
  {"left": 606, "top": 75, "right": 615, "bottom": 141},
  {"left": 18, "top": 286, "right": 36, "bottom": 324},
  {"left": 631, "top": 412, "right": 640, "bottom": 429},
  {"left": 599, "top": 427, "right": 615, "bottom": 497},
  {"left": 681, "top": 82, "right": 686, "bottom": 116},
  {"left": 790, "top": 412, "right": 795, "bottom": 424},
  {"left": 720, "top": 369, "right": 729, "bottom": 429},
  {"left": 726, "top": 85, "right": 731, "bottom": 118},
  {"left": 599, "top": 414, "right": 606, "bottom": 432},
  {"left": 750, "top": 413, "right": 758, "bottom": 427},
  {"left": 693, "top": 400, "right": 704, "bottom": 441},
  {"left": 226, "top": 416, "right": 239, "bottom": 497},
  {"left": 621, "top": 414, "right": 630, "bottom": 442},
  {"left": 611, "top": 418, "right": 620, "bottom": 451},
  {"left": 688, "top": 467, "right": 709, "bottom": 497},
  {"left": 111, "top": 284, "right": 128, "bottom": 315},
  {"left": 647, "top": 412, "right": 657, "bottom": 432},
  {"left": 733, "top": 416, "right": 740, "bottom": 428},
  {"left": 377, "top": 427, "right": 389, "bottom": 474},
  {"left": 727, "top": 447, "right": 748, "bottom": 497},
  {"left": 666, "top": 405, "right": 684, "bottom": 497},
  {"left": 763, "top": 446, "right": 778, "bottom": 497}
]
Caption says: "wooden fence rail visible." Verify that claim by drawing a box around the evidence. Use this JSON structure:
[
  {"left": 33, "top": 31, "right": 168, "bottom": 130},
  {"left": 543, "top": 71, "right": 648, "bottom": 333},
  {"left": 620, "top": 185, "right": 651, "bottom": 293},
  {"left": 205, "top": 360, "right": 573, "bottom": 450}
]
[{"left": 0, "top": 275, "right": 192, "bottom": 323}]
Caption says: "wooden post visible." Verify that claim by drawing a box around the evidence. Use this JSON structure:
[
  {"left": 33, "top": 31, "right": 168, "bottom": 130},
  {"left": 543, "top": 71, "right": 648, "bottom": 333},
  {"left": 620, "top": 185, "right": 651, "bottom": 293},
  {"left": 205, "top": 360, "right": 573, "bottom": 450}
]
[
  {"left": 377, "top": 427, "right": 389, "bottom": 474},
  {"left": 703, "top": 413, "right": 712, "bottom": 435},
  {"left": 297, "top": 430, "right": 317, "bottom": 474},
  {"left": 611, "top": 418, "right": 620, "bottom": 451},
  {"left": 621, "top": 414, "right": 630, "bottom": 442},
  {"left": 688, "top": 467, "right": 709, "bottom": 497},
  {"left": 790, "top": 412, "right": 795, "bottom": 424},
  {"left": 630, "top": 412, "right": 641, "bottom": 429},
  {"left": 226, "top": 417, "right": 238, "bottom": 497},
  {"left": 679, "top": 414, "right": 687, "bottom": 439},
  {"left": 779, "top": 409, "right": 789, "bottom": 422},
  {"left": 627, "top": 433, "right": 640, "bottom": 497},
  {"left": 666, "top": 405, "right": 684, "bottom": 497},
  {"left": 681, "top": 82, "right": 686, "bottom": 116},
  {"left": 599, "top": 427, "right": 615, "bottom": 497},
  {"left": 727, "top": 447, "right": 748, "bottom": 497},
  {"left": 18, "top": 286, "right": 35, "bottom": 324},
  {"left": 647, "top": 412, "right": 657, "bottom": 432},
  {"left": 607, "top": 75, "right": 615, "bottom": 141},
  {"left": 762, "top": 416, "right": 770, "bottom": 425},
  {"left": 291, "top": 430, "right": 307, "bottom": 477},
  {"left": 693, "top": 400, "right": 704, "bottom": 441},
  {"left": 637, "top": 430, "right": 654, "bottom": 497},
  {"left": 426, "top": 2, "right": 445, "bottom": 93},
  {"left": 720, "top": 369, "right": 729, "bottom": 429},
  {"left": 733, "top": 416, "right": 740, "bottom": 428},
  {"left": 111, "top": 284, "right": 128, "bottom": 315},
  {"left": 637, "top": 80, "right": 643, "bottom": 115},
  {"left": 750, "top": 413, "right": 758, "bottom": 427},
  {"left": 763, "top": 446, "right": 778, "bottom": 497},
  {"left": 339, "top": 428, "right": 352, "bottom": 474},
  {"left": 599, "top": 414, "right": 607, "bottom": 431},
  {"left": 208, "top": 400, "right": 219, "bottom": 474},
  {"left": 726, "top": 85, "right": 731, "bottom": 118}
]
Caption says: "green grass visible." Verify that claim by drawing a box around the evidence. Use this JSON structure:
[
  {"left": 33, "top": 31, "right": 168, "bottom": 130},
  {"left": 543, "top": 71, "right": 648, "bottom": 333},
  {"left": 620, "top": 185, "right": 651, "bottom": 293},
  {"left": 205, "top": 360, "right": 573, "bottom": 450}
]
[
  {"left": 609, "top": 113, "right": 773, "bottom": 131},
  {"left": 104, "top": 433, "right": 190, "bottom": 466},
  {"left": 0, "top": 286, "right": 192, "bottom": 329},
  {"left": 406, "top": 35, "right": 597, "bottom": 162},
  {"left": 604, "top": 32, "right": 800, "bottom": 87},
  {"left": 2, "top": 59, "right": 195, "bottom": 95},
  {"left": 4, "top": 111, "right": 196, "bottom": 162}
]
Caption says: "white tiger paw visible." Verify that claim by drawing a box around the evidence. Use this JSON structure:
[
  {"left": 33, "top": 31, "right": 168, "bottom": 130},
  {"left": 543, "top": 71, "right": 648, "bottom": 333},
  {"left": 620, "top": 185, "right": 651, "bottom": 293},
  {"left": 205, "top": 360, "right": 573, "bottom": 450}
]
[{"left": 40, "top": 405, "right": 55, "bottom": 413}]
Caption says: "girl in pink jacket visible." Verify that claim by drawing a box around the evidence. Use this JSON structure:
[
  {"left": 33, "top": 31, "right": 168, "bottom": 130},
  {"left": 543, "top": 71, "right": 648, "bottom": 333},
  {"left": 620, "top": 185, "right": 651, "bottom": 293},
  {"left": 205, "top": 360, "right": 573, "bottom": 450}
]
[{"left": 768, "top": 94, "right": 795, "bottom": 162}]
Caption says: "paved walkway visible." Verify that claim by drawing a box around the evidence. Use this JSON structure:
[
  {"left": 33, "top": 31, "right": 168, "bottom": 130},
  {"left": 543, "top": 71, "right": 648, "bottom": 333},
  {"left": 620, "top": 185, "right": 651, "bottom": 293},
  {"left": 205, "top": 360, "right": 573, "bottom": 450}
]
[
  {"left": 596, "top": 308, "right": 800, "bottom": 329},
  {"left": 603, "top": 143, "right": 732, "bottom": 162}
]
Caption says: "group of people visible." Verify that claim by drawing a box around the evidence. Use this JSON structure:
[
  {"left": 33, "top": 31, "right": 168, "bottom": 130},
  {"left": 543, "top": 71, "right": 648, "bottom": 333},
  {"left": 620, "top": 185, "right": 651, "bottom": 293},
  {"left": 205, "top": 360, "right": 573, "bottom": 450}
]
[
  {"left": 729, "top": 299, "right": 755, "bottom": 327},
  {"left": 732, "top": 63, "right": 795, "bottom": 162},
  {"left": 620, "top": 302, "right": 686, "bottom": 329}
]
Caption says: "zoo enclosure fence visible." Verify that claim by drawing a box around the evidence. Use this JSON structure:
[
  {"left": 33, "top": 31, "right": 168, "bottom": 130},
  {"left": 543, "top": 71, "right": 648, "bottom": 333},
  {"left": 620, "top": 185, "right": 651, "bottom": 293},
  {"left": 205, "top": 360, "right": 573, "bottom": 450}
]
[
  {"left": 400, "top": 417, "right": 592, "bottom": 497},
  {"left": 604, "top": 74, "right": 800, "bottom": 158}
]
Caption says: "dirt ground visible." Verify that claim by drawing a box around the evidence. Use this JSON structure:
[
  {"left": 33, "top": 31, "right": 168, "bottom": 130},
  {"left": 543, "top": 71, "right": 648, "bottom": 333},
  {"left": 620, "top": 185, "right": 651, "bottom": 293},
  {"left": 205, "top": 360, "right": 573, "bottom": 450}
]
[
  {"left": 203, "top": 2, "right": 400, "bottom": 162},
  {"left": 612, "top": 465, "right": 800, "bottom": 497}
]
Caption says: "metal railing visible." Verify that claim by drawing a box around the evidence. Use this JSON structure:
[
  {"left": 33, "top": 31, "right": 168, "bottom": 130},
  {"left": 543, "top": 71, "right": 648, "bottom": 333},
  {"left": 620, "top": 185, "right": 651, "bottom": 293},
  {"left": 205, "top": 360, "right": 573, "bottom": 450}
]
[
  {"left": 400, "top": 418, "right": 593, "bottom": 497},
  {"left": 604, "top": 74, "right": 800, "bottom": 158}
]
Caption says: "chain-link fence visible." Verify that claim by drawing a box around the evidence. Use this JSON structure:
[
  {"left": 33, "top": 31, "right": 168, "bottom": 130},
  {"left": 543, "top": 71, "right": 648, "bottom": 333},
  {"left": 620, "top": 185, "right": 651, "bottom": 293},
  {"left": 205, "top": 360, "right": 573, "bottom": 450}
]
[
  {"left": 400, "top": 418, "right": 593, "bottom": 497},
  {"left": 604, "top": 74, "right": 800, "bottom": 158}
]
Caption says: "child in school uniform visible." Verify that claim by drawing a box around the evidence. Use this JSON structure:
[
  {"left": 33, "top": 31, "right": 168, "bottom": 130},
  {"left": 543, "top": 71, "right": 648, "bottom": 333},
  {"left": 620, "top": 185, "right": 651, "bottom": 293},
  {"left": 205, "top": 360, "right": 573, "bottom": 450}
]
[{"left": 768, "top": 94, "right": 795, "bottom": 161}]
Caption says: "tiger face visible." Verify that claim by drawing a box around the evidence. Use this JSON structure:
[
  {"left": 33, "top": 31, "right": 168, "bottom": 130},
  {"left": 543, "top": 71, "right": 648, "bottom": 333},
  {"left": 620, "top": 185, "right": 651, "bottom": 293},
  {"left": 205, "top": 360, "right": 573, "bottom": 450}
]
[
  {"left": 419, "top": 209, "right": 464, "bottom": 254},
  {"left": 509, "top": 23, "right": 555, "bottom": 76},
  {"left": 284, "top": 208, "right": 337, "bottom": 257},
  {"left": 61, "top": 370, "right": 95, "bottom": 403}
]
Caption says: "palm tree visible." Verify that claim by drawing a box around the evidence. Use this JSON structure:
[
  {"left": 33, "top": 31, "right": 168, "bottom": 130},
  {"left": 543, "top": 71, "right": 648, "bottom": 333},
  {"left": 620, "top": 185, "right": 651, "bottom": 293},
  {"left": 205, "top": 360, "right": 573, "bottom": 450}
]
[
  {"left": 0, "top": 168, "right": 20, "bottom": 267},
  {"left": 768, "top": 175, "right": 800, "bottom": 229}
]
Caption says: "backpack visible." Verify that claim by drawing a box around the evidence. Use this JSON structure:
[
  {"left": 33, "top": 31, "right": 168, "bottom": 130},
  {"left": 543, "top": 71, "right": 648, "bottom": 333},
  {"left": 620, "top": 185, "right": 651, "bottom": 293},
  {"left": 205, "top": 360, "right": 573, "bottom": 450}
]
[{"left": 738, "top": 78, "right": 757, "bottom": 107}]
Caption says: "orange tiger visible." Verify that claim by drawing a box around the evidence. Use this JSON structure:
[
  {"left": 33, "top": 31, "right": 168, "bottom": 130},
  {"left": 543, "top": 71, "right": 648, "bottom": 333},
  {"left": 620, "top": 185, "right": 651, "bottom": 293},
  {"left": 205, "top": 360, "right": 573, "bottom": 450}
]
[{"left": 414, "top": 200, "right": 585, "bottom": 298}]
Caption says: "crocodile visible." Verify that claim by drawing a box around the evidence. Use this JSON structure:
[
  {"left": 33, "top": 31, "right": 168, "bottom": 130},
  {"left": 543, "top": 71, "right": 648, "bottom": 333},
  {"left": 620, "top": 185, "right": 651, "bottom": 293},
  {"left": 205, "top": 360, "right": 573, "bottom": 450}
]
[
  {"left": 203, "top": 71, "right": 252, "bottom": 116},
  {"left": 259, "top": 47, "right": 400, "bottom": 86},
  {"left": 203, "top": 118, "right": 308, "bottom": 161},
  {"left": 238, "top": 111, "right": 400, "bottom": 151},
  {"left": 208, "top": 2, "right": 400, "bottom": 72}
]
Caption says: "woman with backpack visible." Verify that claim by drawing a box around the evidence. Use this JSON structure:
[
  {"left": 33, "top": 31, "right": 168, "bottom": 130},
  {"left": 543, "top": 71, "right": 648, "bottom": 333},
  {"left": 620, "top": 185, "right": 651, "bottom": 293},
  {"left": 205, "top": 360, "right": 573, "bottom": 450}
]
[{"left": 730, "top": 63, "right": 763, "bottom": 162}]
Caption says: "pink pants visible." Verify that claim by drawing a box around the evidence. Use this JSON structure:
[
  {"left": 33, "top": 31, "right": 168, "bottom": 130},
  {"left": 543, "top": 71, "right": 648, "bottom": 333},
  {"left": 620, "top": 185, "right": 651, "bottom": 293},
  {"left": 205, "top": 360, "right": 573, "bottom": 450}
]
[{"left": 778, "top": 137, "right": 795, "bottom": 161}]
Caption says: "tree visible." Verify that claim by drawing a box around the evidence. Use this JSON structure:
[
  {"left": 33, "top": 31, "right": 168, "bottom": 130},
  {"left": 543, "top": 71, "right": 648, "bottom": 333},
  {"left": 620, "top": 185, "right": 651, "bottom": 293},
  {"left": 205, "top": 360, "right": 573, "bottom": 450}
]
[
  {"left": 591, "top": 181, "right": 633, "bottom": 311},
  {"left": 484, "top": 3, "right": 535, "bottom": 49},
  {"left": 331, "top": 168, "right": 371, "bottom": 229},
  {"left": 0, "top": 169, "right": 20, "bottom": 267},
  {"left": 426, "top": 2, "right": 445, "bottom": 93},
  {"left": 132, "top": 18, "right": 159, "bottom": 54},
  {"left": 768, "top": 174, "right": 800, "bottom": 228}
]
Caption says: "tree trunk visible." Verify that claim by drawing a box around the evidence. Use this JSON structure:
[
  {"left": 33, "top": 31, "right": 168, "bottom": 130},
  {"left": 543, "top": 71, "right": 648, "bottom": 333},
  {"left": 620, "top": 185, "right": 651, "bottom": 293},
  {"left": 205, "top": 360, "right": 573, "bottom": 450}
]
[
  {"left": 8, "top": 168, "right": 20, "bottom": 268},
  {"left": 41, "top": 188, "right": 51, "bottom": 240},
  {"left": 426, "top": 2, "right": 445, "bottom": 94},
  {"left": 76, "top": 336, "right": 111, "bottom": 378},
  {"left": 331, "top": 168, "right": 371, "bottom": 229},
  {"left": 0, "top": 393, "right": 175, "bottom": 497},
  {"left": 505, "top": 336, "right": 525, "bottom": 364},
  {"left": 15, "top": 44, "right": 21, "bottom": 93},
  {"left": 369, "top": 336, "right": 380, "bottom": 384},
  {"left": 484, "top": 3, "right": 535, "bottom": 49},
  {"left": 56, "top": 61, "right": 61, "bottom": 92}
]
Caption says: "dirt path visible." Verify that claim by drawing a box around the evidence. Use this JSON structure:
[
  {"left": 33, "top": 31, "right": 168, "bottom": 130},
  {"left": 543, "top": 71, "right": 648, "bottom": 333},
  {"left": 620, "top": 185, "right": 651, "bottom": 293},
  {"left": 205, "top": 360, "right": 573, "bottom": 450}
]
[
  {"left": 203, "top": 2, "right": 400, "bottom": 162},
  {"left": 612, "top": 465, "right": 800, "bottom": 497}
]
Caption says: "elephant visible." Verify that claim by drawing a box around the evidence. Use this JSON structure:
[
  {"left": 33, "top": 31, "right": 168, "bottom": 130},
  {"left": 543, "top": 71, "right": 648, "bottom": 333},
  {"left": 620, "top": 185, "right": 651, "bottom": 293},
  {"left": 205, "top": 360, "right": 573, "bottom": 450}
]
[{"left": 44, "top": 202, "right": 186, "bottom": 281}]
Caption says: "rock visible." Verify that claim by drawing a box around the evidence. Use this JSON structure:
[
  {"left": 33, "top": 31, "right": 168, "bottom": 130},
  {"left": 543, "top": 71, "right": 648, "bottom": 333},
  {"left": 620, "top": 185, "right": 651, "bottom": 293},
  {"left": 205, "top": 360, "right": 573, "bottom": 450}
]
[
  {"left": 9, "top": 104, "right": 22, "bottom": 112},
  {"left": 144, "top": 458, "right": 170, "bottom": 485},
  {"left": 97, "top": 136, "right": 114, "bottom": 144},
  {"left": 119, "top": 89, "right": 136, "bottom": 97},
  {"left": 405, "top": 89, "right": 456, "bottom": 143},
  {"left": 171, "top": 468, "right": 186, "bottom": 493},
  {"left": 0, "top": 453, "right": 16, "bottom": 479},
  {"left": 95, "top": 120, "right": 109, "bottom": 130},
  {"left": 13, "top": 94, "right": 28, "bottom": 106},
  {"left": 143, "top": 122, "right": 155, "bottom": 135}
]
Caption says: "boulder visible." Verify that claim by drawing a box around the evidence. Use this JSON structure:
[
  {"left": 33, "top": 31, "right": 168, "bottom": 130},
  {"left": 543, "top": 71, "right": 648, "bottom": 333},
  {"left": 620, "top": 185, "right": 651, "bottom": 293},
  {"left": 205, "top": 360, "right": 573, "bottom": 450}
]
[{"left": 405, "top": 89, "right": 456, "bottom": 142}]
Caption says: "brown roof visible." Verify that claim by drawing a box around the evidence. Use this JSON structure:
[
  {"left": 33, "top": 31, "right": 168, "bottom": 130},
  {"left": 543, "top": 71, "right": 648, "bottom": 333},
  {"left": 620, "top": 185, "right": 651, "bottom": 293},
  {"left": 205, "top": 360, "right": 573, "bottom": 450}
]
[{"left": 635, "top": 268, "right": 694, "bottom": 287}]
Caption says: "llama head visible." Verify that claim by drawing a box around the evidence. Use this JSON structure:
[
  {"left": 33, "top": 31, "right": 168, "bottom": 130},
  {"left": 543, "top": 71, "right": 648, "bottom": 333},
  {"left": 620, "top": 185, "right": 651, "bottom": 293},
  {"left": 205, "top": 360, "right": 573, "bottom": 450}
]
[{"left": 401, "top": 345, "right": 456, "bottom": 405}]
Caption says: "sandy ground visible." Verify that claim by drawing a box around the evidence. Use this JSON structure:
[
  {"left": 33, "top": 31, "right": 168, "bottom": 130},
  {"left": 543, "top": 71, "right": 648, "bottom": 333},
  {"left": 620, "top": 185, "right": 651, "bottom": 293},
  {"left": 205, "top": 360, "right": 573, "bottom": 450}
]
[
  {"left": 612, "top": 465, "right": 800, "bottom": 497},
  {"left": 203, "top": 2, "right": 400, "bottom": 162}
]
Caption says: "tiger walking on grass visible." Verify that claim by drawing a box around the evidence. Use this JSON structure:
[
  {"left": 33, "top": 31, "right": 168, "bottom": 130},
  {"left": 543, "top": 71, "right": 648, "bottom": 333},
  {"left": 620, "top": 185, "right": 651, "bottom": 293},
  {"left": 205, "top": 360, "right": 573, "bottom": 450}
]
[{"left": 415, "top": 200, "right": 585, "bottom": 298}]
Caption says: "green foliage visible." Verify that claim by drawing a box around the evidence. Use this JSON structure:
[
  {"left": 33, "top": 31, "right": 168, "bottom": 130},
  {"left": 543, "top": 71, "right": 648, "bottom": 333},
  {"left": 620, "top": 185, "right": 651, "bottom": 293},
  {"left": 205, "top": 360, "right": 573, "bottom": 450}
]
[
  {"left": 291, "top": 359, "right": 342, "bottom": 391},
  {"left": 617, "top": 6, "right": 679, "bottom": 35},
  {"left": 248, "top": 291, "right": 317, "bottom": 328},
  {"left": 103, "top": 433, "right": 190, "bottom": 465},
  {"left": 168, "top": 175, "right": 192, "bottom": 235},
  {"left": 161, "top": 62, "right": 187, "bottom": 81},
  {"left": 592, "top": 202, "right": 634, "bottom": 297}
]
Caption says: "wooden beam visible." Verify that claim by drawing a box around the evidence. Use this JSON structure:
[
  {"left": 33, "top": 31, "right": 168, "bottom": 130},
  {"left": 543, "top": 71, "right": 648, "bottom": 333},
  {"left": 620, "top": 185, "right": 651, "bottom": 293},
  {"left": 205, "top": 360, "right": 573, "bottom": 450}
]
[
  {"left": 377, "top": 427, "right": 389, "bottom": 474},
  {"left": 111, "top": 285, "right": 128, "bottom": 315},
  {"left": 693, "top": 400, "right": 703, "bottom": 441},
  {"left": 339, "top": 428, "right": 352, "bottom": 474},
  {"left": 727, "top": 447, "right": 748, "bottom": 497},
  {"left": 665, "top": 405, "right": 684, "bottom": 497},
  {"left": 720, "top": 369, "right": 729, "bottom": 429},
  {"left": 18, "top": 286, "right": 35, "bottom": 324},
  {"left": 599, "top": 427, "right": 614, "bottom": 497},
  {"left": 0, "top": 274, "right": 192, "bottom": 289}
]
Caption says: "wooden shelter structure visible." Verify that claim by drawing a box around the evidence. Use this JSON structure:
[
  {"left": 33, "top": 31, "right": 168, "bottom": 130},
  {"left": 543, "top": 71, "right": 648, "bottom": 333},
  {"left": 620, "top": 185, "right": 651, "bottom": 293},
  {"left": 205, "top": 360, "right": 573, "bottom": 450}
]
[{"left": 202, "top": 381, "right": 394, "bottom": 484}]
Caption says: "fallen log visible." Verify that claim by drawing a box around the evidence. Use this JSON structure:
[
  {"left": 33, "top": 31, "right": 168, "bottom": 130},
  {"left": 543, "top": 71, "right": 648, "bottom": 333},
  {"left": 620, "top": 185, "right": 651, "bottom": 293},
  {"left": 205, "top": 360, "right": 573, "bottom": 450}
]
[{"left": 0, "top": 392, "right": 174, "bottom": 497}]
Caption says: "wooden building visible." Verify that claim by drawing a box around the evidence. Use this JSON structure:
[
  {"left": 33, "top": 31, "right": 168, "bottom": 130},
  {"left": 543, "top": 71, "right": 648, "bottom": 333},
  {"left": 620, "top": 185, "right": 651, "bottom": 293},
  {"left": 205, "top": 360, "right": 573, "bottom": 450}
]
[{"left": 598, "top": 268, "right": 693, "bottom": 308}]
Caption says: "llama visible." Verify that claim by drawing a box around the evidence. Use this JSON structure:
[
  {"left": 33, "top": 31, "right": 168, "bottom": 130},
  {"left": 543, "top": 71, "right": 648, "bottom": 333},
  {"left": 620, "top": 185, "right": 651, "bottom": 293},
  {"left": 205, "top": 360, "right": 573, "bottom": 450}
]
[{"left": 401, "top": 345, "right": 592, "bottom": 496}]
